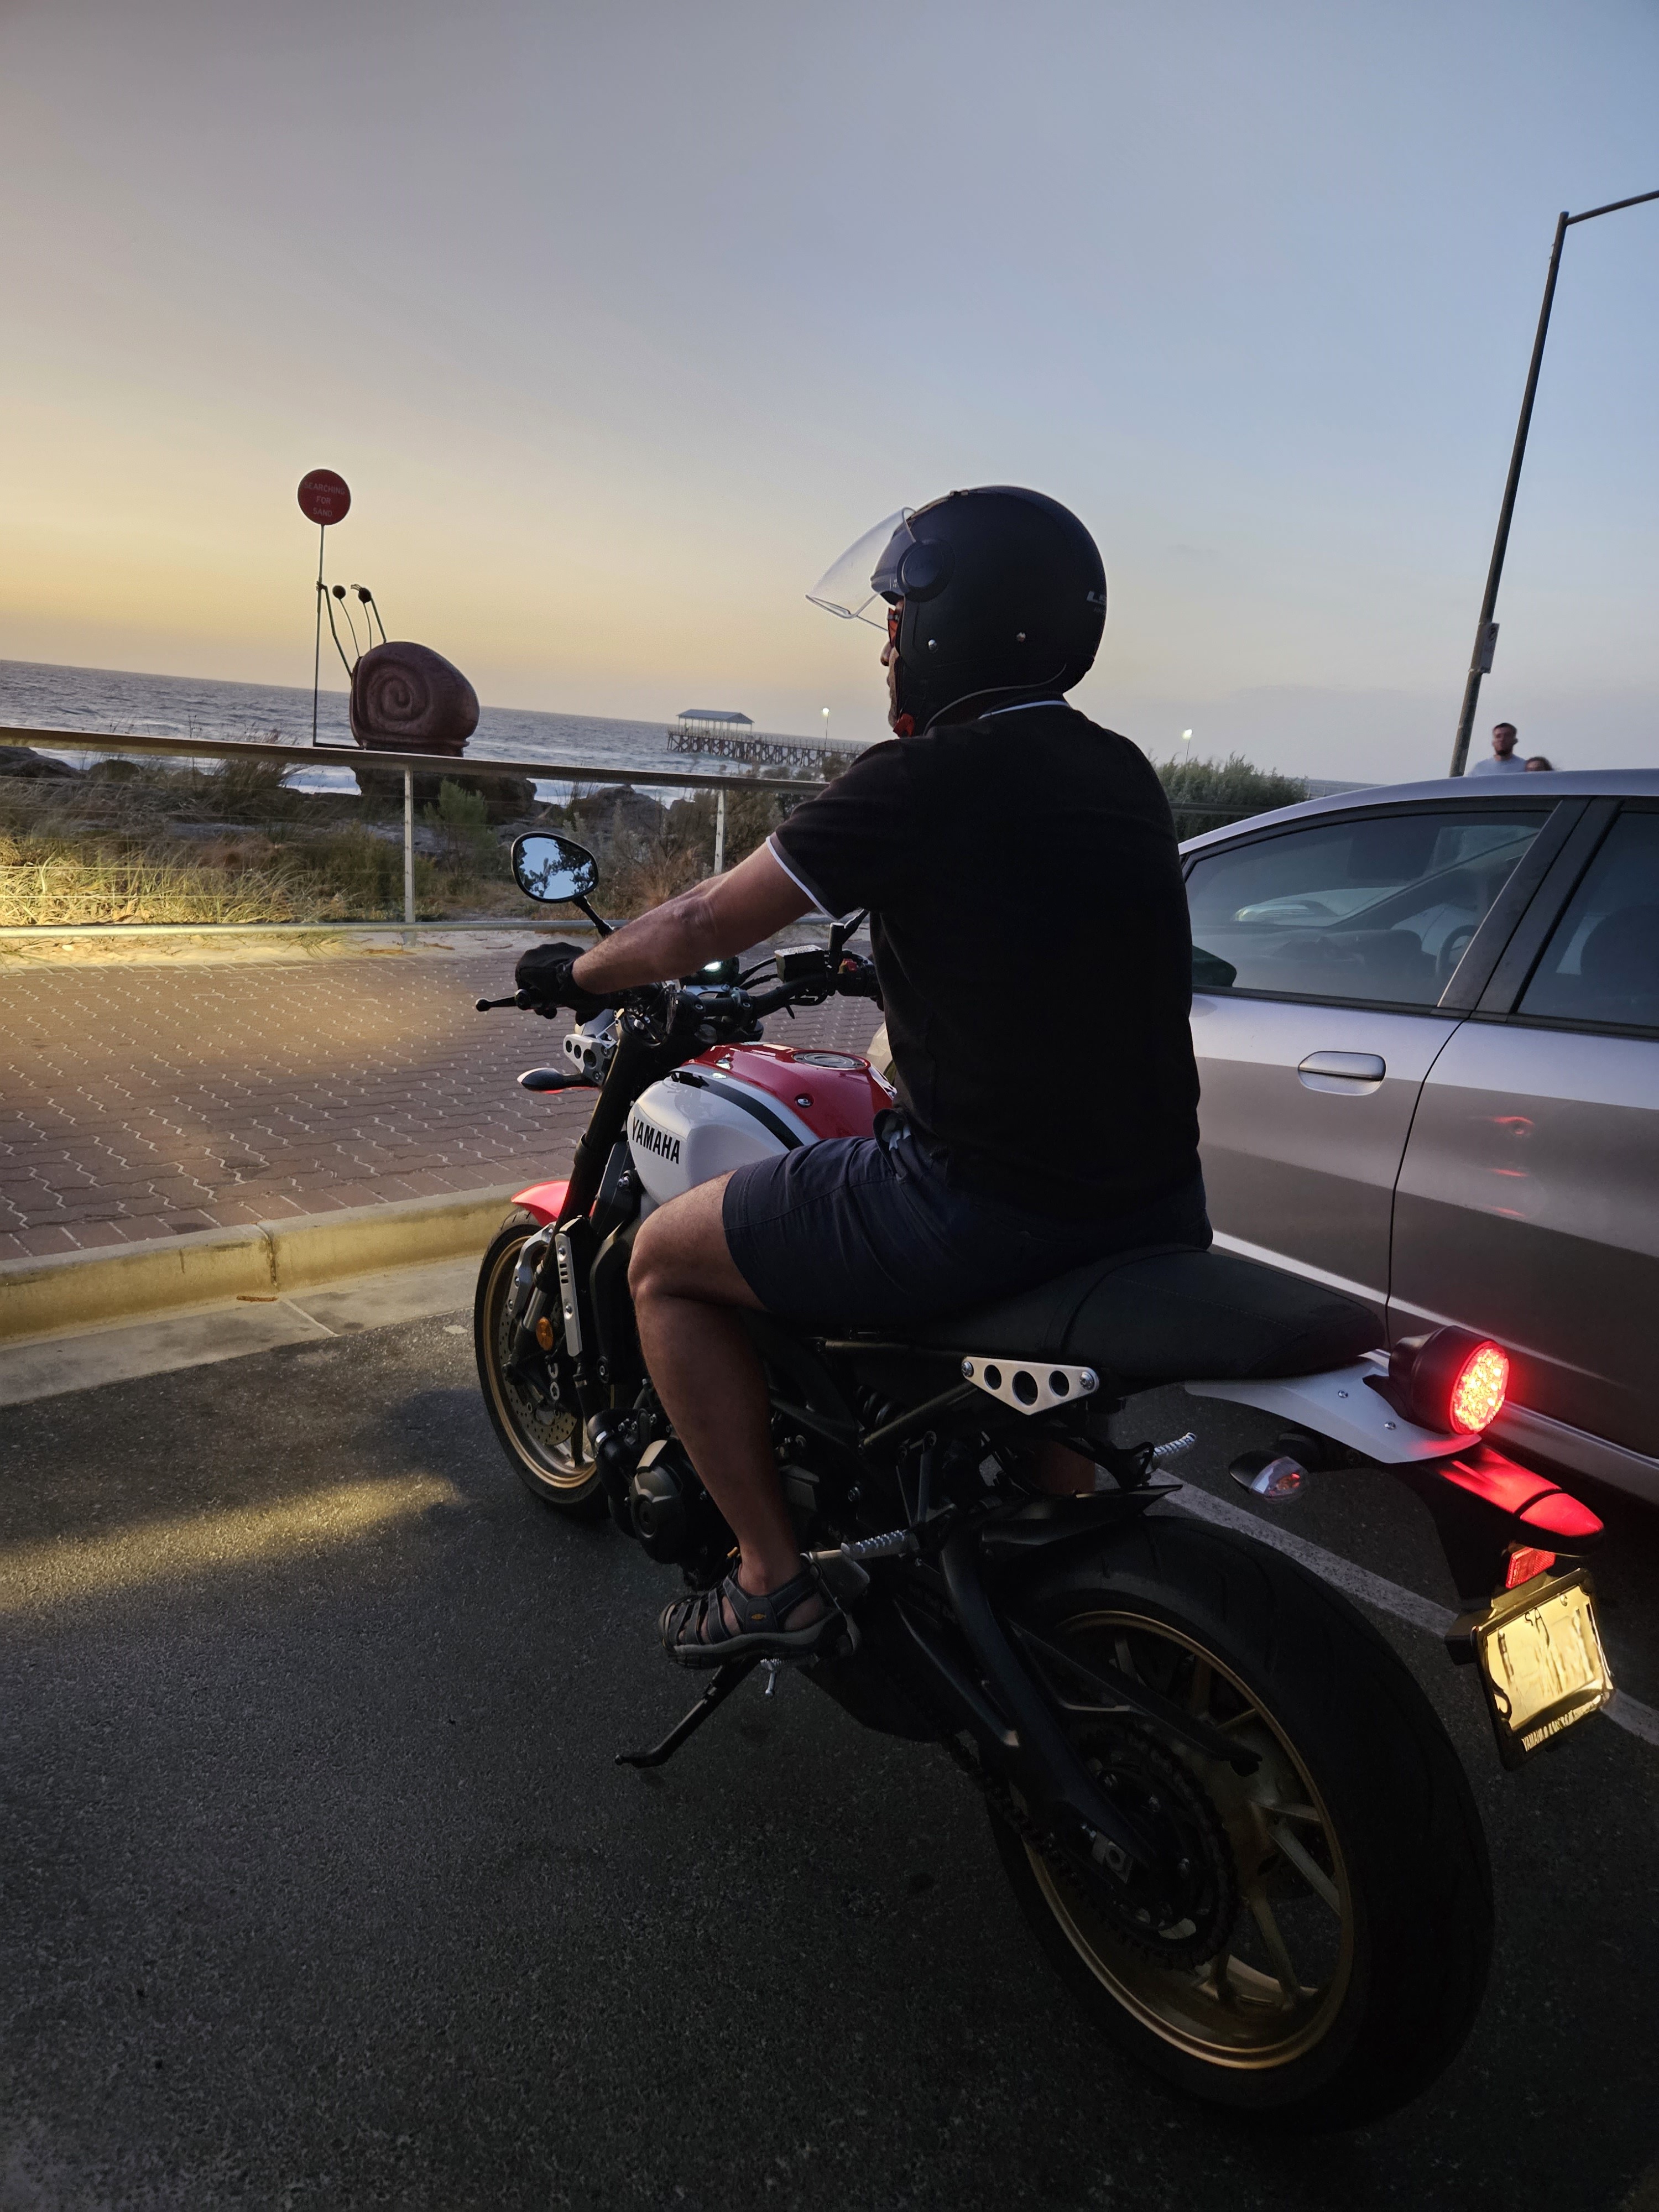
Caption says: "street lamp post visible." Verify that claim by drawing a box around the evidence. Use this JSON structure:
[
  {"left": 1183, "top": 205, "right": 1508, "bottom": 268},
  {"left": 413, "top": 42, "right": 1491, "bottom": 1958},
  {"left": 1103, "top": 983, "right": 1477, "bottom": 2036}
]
[{"left": 1449, "top": 189, "right": 1659, "bottom": 776}]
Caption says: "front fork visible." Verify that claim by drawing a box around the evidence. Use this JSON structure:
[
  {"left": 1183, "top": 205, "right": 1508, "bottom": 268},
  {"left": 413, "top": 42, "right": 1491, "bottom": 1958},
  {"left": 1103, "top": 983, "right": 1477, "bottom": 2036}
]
[
  {"left": 506, "top": 1015, "right": 671, "bottom": 1385},
  {"left": 505, "top": 1225, "right": 555, "bottom": 1345},
  {"left": 507, "top": 1218, "right": 602, "bottom": 1408}
]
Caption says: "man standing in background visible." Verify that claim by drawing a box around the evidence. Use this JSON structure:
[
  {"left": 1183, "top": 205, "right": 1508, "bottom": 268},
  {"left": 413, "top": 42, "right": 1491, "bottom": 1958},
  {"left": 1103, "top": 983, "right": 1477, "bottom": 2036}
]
[{"left": 1470, "top": 722, "right": 1528, "bottom": 775}]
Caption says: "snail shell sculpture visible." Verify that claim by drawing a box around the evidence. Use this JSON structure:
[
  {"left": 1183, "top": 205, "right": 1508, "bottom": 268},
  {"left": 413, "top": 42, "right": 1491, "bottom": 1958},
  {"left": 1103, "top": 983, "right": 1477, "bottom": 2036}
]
[{"left": 349, "top": 641, "right": 480, "bottom": 757}]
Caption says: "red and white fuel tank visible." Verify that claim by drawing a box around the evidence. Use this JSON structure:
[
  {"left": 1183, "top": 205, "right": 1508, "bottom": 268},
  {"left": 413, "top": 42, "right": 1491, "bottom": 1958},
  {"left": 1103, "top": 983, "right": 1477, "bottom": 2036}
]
[{"left": 626, "top": 1043, "right": 893, "bottom": 1207}]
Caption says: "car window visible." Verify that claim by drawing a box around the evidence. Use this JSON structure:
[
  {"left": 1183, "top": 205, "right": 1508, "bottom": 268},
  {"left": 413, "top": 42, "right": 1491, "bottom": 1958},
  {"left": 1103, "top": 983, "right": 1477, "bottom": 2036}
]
[
  {"left": 1517, "top": 810, "right": 1659, "bottom": 1035},
  {"left": 1186, "top": 810, "right": 1544, "bottom": 1006}
]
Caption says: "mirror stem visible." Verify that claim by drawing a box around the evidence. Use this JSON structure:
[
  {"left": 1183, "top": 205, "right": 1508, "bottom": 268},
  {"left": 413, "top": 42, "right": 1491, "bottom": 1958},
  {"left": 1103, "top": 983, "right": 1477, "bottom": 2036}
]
[{"left": 572, "top": 892, "right": 613, "bottom": 937}]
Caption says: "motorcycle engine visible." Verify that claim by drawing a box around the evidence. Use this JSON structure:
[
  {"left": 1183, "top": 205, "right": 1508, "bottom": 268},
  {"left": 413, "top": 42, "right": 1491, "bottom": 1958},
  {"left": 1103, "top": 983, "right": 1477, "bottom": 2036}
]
[{"left": 627, "top": 1439, "right": 727, "bottom": 1571}]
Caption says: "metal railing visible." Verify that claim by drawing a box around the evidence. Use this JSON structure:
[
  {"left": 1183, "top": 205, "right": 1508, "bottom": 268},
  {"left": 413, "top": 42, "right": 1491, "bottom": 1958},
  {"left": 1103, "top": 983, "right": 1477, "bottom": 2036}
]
[
  {"left": 1, "top": 723, "right": 1274, "bottom": 940},
  {"left": 0, "top": 724, "right": 824, "bottom": 939}
]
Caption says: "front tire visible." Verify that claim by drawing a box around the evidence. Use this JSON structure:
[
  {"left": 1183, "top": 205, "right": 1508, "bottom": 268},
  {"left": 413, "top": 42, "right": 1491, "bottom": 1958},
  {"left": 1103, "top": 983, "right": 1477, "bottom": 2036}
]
[
  {"left": 474, "top": 1212, "right": 606, "bottom": 1517},
  {"left": 993, "top": 1514, "right": 1492, "bottom": 2131}
]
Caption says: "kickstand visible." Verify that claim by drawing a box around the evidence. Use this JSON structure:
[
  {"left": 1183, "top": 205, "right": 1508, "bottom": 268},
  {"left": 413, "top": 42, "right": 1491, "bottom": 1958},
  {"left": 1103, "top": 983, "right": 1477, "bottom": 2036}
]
[{"left": 615, "top": 1656, "right": 761, "bottom": 1770}]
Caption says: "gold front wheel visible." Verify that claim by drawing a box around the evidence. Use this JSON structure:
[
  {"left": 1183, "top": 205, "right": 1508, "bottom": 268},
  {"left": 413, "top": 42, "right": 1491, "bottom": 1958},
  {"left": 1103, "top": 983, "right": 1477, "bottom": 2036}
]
[{"left": 473, "top": 1215, "right": 604, "bottom": 1515}]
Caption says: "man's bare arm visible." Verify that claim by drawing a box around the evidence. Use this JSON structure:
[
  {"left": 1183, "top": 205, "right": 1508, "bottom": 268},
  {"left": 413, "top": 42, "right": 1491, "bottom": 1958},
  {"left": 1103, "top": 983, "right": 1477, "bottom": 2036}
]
[{"left": 570, "top": 842, "right": 815, "bottom": 995}]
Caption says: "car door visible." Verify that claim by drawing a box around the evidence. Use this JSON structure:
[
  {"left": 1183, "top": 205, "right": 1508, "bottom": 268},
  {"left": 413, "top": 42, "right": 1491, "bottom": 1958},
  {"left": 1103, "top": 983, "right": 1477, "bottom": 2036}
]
[
  {"left": 1390, "top": 801, "right": 1659, "bottom": 1479},
  {"left": 1184, "top": 801, "right": 1555, "bottom": 1327}
]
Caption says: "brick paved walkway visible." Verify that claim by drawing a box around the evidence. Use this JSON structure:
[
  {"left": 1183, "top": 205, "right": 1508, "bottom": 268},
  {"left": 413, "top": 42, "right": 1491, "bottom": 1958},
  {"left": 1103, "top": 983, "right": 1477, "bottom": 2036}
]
[{"left": 0, "top": 951, "right": 882, "bottom": 1262}]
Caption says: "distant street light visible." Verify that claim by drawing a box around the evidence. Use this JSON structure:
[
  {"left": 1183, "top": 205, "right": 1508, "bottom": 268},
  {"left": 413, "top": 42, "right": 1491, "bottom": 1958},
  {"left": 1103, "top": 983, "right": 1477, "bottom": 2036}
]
[
  {"left": 1181, "top": 729, "right": 1193, "bottom": 750},
  {"left": 822, "top": 706, "right": 831, "bottom": 745},
  {"left": 1449, "top": 189, "right": 1659, "bottom": 776}
]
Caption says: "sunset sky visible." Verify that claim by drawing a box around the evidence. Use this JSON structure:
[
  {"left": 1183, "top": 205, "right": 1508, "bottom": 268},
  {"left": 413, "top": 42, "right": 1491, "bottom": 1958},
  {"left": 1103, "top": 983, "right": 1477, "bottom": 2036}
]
[{"left": 2, "top": 1, "right": 1656, "bottom": 778}]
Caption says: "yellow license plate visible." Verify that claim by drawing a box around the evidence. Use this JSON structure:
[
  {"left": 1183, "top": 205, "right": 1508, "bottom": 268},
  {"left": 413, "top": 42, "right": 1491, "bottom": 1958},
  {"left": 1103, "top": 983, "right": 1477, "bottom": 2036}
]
[{"left": 1472, "top": 1569, "right": 1614, "bottom": 1768}]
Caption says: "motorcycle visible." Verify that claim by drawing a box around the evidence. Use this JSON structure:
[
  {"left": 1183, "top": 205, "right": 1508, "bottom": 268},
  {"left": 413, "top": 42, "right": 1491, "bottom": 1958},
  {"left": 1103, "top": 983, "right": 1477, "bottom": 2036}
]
[{"left": 472, "top": 829, "right": 1615, "bottom": 2131}]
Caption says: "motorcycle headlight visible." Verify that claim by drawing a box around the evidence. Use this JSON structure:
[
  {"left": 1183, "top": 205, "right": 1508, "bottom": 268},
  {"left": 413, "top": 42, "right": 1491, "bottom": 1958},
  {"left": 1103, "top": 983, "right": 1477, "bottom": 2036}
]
[{"left": 1389, "top": 1327, "right": 1510, "bottom": 1436}]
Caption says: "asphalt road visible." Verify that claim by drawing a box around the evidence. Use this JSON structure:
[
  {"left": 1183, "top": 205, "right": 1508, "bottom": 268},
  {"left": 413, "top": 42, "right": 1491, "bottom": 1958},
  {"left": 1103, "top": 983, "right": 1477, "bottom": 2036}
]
[{"left": 3, "top": 1312, "right": 1657, "bottom": 2212}]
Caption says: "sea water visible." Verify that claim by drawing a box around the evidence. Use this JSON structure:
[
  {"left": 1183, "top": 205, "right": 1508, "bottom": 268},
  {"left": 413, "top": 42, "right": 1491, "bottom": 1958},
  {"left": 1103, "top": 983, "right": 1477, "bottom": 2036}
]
[{"left": 0, "top": 658, "right": 788, "bottom": 800}]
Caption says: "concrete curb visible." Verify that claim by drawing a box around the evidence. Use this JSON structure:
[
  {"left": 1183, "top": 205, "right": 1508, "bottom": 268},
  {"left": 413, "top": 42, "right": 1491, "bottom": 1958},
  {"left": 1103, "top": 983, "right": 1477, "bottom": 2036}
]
[{"left": 0, "top": 1187, "right": 523, "bottom": 1345}]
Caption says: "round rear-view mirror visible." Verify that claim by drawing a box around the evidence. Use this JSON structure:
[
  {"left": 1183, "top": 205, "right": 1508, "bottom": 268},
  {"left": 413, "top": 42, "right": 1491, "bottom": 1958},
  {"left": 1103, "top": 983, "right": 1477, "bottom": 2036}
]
[{"left": 512, "top": 833, "right": 599, "bottom": 905}]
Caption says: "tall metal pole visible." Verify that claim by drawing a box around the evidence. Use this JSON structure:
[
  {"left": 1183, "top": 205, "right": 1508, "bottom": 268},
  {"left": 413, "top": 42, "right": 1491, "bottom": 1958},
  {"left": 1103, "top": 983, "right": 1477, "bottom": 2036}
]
[
  {"left": 1449, "top": 187, "right": 1659, "bottom": 776},
  {"left": 1449, "top": 212, "right": 1568, "bottom": 777},
  {"left": 311, "top": 522, "right": 327, "bottom": 748}
]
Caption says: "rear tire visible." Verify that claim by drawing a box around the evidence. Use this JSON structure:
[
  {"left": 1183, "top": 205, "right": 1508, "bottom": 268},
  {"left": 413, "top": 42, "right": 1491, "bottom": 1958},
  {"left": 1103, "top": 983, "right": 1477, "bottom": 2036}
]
[
  {"left": 474, "top": 1211, "right": 606, "bottom": 1517},
  {"left": 993, "top": 1514, "right": 1491, "bottom": 2131}
]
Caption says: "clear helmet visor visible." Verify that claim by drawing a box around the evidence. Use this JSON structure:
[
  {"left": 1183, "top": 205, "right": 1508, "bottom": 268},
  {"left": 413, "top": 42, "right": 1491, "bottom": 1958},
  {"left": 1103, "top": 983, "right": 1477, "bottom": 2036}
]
[{"left": 806, "top": 509, "right": 915, "bottom": 628}]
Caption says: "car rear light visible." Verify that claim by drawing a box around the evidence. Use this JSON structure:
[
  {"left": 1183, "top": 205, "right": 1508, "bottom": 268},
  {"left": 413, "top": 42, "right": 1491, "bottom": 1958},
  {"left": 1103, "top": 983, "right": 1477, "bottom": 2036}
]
[
  {"left": 1438, "top": 1451, "right": 1605, "bottom": 1545},
  {"left": 1505, "top": 1545, "right": 1556, "bottom": 1589},
  {"left": 1517, "top": 1489, "right": 1603, "bottom": 1540},
  {"left": 1389, "top": 1326, "right": 1510, "bottom": 1434}
]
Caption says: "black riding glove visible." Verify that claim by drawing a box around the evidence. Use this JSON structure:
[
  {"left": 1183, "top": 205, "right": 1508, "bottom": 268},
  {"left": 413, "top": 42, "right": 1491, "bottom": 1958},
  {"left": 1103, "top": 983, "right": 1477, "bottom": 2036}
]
[{"left": 514, "top": 941, "right": 612, "bottom": 1021}]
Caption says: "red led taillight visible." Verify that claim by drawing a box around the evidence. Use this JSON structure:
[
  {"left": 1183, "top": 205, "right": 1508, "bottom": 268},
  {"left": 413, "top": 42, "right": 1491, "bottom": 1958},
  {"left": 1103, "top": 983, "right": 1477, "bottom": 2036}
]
[
  {"left": 1449, "top": 1342, "right": 1509, "bottom": 1433},
  {"left": 1389, "top": 1326, "right": 1512, "bottom": 1434}
]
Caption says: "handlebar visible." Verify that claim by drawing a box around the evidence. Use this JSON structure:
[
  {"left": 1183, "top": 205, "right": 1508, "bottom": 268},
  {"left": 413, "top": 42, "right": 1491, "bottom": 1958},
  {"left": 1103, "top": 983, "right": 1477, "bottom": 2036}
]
[{"left": 475, "top": 956, "right": 879, "bottom": 1031}]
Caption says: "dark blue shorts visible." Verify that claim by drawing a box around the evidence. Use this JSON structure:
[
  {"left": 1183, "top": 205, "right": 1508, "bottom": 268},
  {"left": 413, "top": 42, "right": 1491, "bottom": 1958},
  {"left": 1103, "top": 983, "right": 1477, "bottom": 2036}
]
[{"left": 722, "top": 1126, "right": 1210, "bottom": 1329}]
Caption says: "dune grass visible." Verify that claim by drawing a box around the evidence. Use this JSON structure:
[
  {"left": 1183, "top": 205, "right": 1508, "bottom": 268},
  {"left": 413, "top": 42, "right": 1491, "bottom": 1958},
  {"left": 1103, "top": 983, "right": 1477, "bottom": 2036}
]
[{"left": 0, "top": 855, "right": 303, "bottom": 927}]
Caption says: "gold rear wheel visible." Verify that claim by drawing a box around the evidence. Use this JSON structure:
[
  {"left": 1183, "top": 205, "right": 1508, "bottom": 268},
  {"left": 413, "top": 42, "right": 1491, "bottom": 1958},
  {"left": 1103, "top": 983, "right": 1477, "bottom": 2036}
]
[
  {"left": 1025, "top": 1611, "right": 1353, "bottom": 2070},
  {"left": 993, "top": 1517, "right": 1491, "bottom": 2127}
]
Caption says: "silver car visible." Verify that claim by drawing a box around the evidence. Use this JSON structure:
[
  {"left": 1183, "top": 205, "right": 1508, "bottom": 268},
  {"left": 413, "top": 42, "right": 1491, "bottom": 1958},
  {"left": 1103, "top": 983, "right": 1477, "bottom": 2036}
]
[{"left": 1182, "top": 769, "right": 1659, "bottom": 1506}]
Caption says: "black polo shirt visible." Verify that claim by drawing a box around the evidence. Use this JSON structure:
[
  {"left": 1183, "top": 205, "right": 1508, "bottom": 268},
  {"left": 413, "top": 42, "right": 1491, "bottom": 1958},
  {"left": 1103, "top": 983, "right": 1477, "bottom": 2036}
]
[{"left": 769, "top": 701, "right": 1201, "bottom": 1220}]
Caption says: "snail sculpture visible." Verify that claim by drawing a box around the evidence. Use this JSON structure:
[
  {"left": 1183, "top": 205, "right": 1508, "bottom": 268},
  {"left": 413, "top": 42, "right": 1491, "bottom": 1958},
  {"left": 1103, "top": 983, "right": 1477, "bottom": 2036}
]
[{"left": 349, "top": 641, "right": 480, "bottom": 758}]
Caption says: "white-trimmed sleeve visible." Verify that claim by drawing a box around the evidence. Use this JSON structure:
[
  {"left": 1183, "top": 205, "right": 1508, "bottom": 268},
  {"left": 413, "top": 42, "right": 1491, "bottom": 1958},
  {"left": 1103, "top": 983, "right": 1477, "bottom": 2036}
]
[{"left": 765, "top": 832, "right": 851, "bottom": 921}]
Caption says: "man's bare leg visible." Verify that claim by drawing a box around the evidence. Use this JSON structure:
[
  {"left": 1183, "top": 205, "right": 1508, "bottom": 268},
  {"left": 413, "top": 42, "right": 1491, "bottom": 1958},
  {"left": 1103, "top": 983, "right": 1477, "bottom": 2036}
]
[
  {"left": 628, "top": 1174, "right": 822, "bottom": 1629},
  {"left": 629, "top": 1175, "right": 1090, "bottom": 1625}
]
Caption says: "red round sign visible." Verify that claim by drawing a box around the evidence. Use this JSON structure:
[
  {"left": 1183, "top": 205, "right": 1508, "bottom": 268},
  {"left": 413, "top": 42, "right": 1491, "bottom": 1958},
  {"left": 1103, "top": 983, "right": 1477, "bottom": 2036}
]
[{"left": 297, "top": 469, "right": 351, "bottom": 526}]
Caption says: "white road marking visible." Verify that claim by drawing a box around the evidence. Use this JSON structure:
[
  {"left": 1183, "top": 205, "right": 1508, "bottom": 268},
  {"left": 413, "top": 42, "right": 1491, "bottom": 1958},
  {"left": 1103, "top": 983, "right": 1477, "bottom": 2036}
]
[{"left": 1163, "top": 1484, "right": 1659, "bottom": 1751}]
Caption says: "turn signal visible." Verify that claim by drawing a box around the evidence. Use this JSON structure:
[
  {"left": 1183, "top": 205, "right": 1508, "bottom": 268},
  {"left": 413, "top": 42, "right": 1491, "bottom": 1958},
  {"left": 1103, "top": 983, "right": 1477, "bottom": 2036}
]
[
  {"left": 1229, "top": 1450, "right": 1306, "bottom": 1503},
  {"left": 1389, "top": 1327, "right": 1510, "bottom": 1434},
  {"left": 534, "top": 1314, "right": 556, "bottom": 1351}
]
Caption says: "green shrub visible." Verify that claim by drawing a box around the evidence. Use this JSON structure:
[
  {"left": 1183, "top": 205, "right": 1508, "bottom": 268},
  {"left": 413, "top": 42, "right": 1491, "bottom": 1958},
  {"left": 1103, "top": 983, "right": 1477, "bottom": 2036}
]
[
  {"left": 204, "top": 753, "right": 309, "bottom": 824},
  {"left": 423, "top": 778, "right": 500, "bottom": 872},
  {"left": 1157, "top": 753, "right": 1307, "bottom": 839}
]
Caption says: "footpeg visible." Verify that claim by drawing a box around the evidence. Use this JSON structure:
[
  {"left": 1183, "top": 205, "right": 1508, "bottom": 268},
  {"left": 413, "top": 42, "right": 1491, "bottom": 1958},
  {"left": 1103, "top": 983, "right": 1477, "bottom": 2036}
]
[{"left": 808, "top": 1528, "right": 919, "bottom": 1603}]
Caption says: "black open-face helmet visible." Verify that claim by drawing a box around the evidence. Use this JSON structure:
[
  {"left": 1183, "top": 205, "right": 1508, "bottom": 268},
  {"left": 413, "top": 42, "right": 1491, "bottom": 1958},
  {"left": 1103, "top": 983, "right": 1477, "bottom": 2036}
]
[{"left": 807, "top": 486, "right": 1107, "bottom": 733}]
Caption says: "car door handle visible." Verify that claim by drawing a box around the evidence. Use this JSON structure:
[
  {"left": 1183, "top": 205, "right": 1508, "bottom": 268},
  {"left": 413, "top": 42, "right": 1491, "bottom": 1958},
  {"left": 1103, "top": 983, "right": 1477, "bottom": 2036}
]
[{"left": 1297, "top": 1051, "right": 1386, "bottom": 1091}]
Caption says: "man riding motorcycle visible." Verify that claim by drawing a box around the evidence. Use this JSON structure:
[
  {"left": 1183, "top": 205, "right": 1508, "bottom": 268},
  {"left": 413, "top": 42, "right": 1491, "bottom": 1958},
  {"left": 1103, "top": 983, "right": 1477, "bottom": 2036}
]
[{"left": 520, "top": 487, "right": 1208, "bottom": 1669}]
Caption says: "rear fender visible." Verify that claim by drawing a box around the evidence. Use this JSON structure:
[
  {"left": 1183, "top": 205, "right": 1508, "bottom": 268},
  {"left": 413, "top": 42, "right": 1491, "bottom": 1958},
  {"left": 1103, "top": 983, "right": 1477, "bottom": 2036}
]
[
  {"left": 977, "top": 1489, "right": 1168, "bottom": 1566},
  {"left": 512, "top": 1178, "right": 571, "bottom": 1226},
  {"left": 1186, "top": 1359, "right": 1463, "bottom": 1463},
  {"left": 1186, "top": 1364, "right": 1604, "bottom": 1605}
]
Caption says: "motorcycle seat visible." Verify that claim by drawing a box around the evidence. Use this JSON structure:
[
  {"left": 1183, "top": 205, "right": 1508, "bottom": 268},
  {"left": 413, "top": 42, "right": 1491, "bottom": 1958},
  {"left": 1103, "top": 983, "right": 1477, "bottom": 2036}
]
[{"left": 908, "top": 1245, "right": 1378, "bottom": 1386}]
